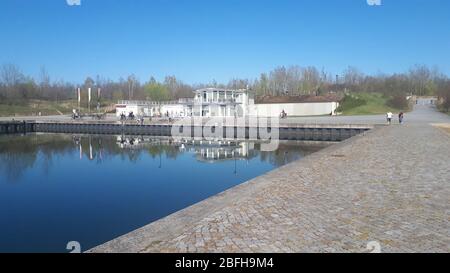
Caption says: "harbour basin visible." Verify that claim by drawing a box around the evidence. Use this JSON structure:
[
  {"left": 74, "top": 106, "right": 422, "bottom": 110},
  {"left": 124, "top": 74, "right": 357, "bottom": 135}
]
[{"left": 0, "top": 133, "right": 331, "bottom": 252}]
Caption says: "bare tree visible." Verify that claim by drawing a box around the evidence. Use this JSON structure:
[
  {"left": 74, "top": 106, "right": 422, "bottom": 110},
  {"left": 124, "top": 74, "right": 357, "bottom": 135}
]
[
  {"left": 0, "top": 64, "right": 24, "bottom": 99},
  {"left": 409, "top": 64, "right": 431, "bottom": 96},
  {"left": 301, "top": 66, "right": 321, "bottom": 95},
  {"left": 343, "top": 66, "right": 364, "bottom": 88},
  {"left": 164, "top": 75, "right": 178, "bottom": 98},
  {"left": 0, "top": 64, "right": 23, "bottom": 86},
  {"left": 38, "top": 66, "right": 51, "bottom": 99}
]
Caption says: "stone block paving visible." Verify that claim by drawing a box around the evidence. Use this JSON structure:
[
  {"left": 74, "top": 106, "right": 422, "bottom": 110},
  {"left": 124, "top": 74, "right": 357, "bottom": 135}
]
[{"left": 91, "top": 106, "right": 450, "bottom": 253}]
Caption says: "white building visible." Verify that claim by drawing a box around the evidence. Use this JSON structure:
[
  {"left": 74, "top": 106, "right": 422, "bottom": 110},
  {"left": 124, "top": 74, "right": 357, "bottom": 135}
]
[
  {"left": 185, "top": 88, "right": 254, "bottom": 117},
  {"left": 115, "top": 90, "right": 341, "bottom": 118},
  {"left": 115, "top": 101, "right": 148, "bottom": 117}
]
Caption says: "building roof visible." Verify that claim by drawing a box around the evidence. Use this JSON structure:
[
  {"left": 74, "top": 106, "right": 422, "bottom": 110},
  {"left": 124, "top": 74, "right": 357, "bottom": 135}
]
[
  {"left": 255, "top": 94, "right": 342, "bottom": 104},
  {"left": 194, "top": 88, "right": 248, "bottom": 93}
]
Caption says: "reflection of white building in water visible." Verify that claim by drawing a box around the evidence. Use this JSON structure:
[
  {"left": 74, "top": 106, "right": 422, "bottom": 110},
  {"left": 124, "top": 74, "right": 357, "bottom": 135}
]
[
  {"left": 115, "top": 136, "right": 252, "bottom": 163},
  {"left": 182, "top": 139, "right": 252, "bottom": 163},
  {"left": 115, "top": 88, "right": 341, "bottom": 118}
]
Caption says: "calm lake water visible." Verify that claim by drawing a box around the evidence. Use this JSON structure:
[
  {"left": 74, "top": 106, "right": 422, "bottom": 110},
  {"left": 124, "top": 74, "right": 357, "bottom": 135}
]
[{"left": 0, "top": 133, "right": 329, "bottom": 253}]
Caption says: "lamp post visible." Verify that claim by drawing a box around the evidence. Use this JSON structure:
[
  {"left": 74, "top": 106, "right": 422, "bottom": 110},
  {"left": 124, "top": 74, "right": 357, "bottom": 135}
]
[
  {"left": 159, "top": 139, "right": 162, "bottom": 169},
  {"left": 233, "top": 150, "right": 237, "bottom": 175}
]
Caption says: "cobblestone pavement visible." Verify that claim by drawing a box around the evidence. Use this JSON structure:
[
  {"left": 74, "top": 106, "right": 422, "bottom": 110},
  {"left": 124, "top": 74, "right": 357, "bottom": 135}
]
[{"left": 90, "top": 105, "right": 450, "bottom": 253}]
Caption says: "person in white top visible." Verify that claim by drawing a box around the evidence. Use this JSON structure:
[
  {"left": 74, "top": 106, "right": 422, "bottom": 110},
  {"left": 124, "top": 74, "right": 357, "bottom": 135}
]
[{"left": 386, "top": 112, "right": 393, "bottom": 125}]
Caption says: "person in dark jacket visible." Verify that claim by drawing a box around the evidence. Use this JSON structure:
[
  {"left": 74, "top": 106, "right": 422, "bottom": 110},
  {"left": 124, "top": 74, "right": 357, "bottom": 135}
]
[{"left": 398, "top": 112, "right": 404, "bottom": 124}]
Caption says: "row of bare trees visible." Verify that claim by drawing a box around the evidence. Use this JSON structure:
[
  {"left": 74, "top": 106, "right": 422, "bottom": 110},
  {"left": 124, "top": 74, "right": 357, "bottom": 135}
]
[
  {"left": 249, "top": 65, "right": 449, "bottom": 98},
  {"left": 0, "top": 64, "right": 76, "bottom": 103},
  {"left": 1, "top": 63, "right": 449, "bottom": 108},
  {"left": 0, "top": 64, "right": 195, "bottom": 104}
]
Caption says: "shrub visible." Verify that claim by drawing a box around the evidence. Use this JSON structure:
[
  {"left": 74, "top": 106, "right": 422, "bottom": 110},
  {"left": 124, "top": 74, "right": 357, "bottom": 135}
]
[
  {"left": 387, "top": 95, "right": 408, "bottom": 110},
  {"left": 336, "top": 94, "right": 367, "bottom": 112},
  {"left": 439, "top": 97, "right": 450, "bottom": 112}
]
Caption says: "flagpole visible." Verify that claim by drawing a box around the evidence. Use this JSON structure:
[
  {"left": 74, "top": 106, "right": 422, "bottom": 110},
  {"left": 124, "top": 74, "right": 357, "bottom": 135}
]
[
  {"left": 77, "top": 87, "right": 81, "bottom": 112},
  {"left": 97, "top": 88, "right": 101, "bottom": 112},
  {"left": 88, "top": 87, "right": 91, "bottom": 113}
]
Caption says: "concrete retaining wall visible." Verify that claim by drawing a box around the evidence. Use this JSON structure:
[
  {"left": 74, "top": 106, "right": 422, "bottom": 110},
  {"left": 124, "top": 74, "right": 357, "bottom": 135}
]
[{"left": 0, "top": 121, "right": 36, "bottom": 134}]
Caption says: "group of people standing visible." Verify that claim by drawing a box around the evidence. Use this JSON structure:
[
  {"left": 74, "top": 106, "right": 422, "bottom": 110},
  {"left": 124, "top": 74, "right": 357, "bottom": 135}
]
[{"left": 386, "top": 111, "right": 404, "bottom": 125}]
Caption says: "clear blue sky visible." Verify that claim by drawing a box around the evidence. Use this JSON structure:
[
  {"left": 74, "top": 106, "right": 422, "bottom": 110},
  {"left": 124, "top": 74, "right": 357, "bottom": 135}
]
[{"left": 1, "top": 0, "right": 449, "bottom": 84}]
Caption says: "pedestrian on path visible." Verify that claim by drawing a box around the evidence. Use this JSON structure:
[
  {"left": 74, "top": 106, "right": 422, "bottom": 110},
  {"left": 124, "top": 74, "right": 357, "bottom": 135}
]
[
  {"left": 399, "top": 112, "right": 404, "bottom": 124},
  {"left": 386, "top": 112, "right": 393, "bottom": 125}
]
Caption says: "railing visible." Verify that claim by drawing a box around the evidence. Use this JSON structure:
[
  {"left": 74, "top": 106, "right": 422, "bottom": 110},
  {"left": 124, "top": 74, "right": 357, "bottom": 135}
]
[
  {"left": 117, "top": 98, "right": 245, "bottom": 106},
  {"left": 117, "top": 100, "right": 187, "bottom": 106},
  {"left": 197, "top": 98, "right": 238, "bottom": 104},
  {"left": 178, "top": 98, "right": 195, "bottom": 103}
]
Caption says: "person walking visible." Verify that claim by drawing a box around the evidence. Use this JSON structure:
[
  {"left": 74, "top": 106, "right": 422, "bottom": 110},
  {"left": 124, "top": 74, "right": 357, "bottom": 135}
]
[
  {"left": 398, "top": 112, "right": 404, "bottom": 124},
  {"left": 386, "top": 112, "right": 393, "bottom": 125}
]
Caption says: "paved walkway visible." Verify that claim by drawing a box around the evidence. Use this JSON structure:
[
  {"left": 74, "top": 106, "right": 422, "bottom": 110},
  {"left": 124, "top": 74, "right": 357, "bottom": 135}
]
[
  {"left": 90, "top": 105, "right": 450, "bottom": 253},
  {"left": 0, "top": 113, "right": 387, "bottom": 125}
]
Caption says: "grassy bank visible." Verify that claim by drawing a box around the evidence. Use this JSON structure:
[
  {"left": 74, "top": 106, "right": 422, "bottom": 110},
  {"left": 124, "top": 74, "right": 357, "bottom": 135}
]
[
  {"left": 437, "top": 105, "right": 450, "bottom": 116},
  {"left": 337, "top": 92, "right": 409, "bottom": 115},
  {"left": 0, "top": 100, "right": 115, "bottom": 117}
]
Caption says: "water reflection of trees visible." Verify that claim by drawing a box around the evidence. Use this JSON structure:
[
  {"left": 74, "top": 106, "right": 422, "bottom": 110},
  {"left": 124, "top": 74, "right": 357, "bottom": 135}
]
[
  {"left": 0, "top": 134, "right": 330, "bottom": 182},
  {"left": 0, "top": 134, "right": 185, "bottom": 181},
  {"left": 0, "top": 134, "right": 75, "bottom": 181}
]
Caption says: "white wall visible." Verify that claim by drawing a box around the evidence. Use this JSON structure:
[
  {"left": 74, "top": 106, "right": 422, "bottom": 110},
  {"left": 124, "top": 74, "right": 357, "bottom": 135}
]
[
  {"left": 160, "top": 104, "right": 186, "bottom": 117},
  {"left": 116, "top": 105, "right": 141, "bottom": 117},
  {"left": 116, "top": 100, "right": 340, "bottom": 118},
  {"left": 252, "top": 102, "right": 339, "bottom": 117},
  {"left": 116, "top": 104, "right": 187, "bottom": 118}
]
